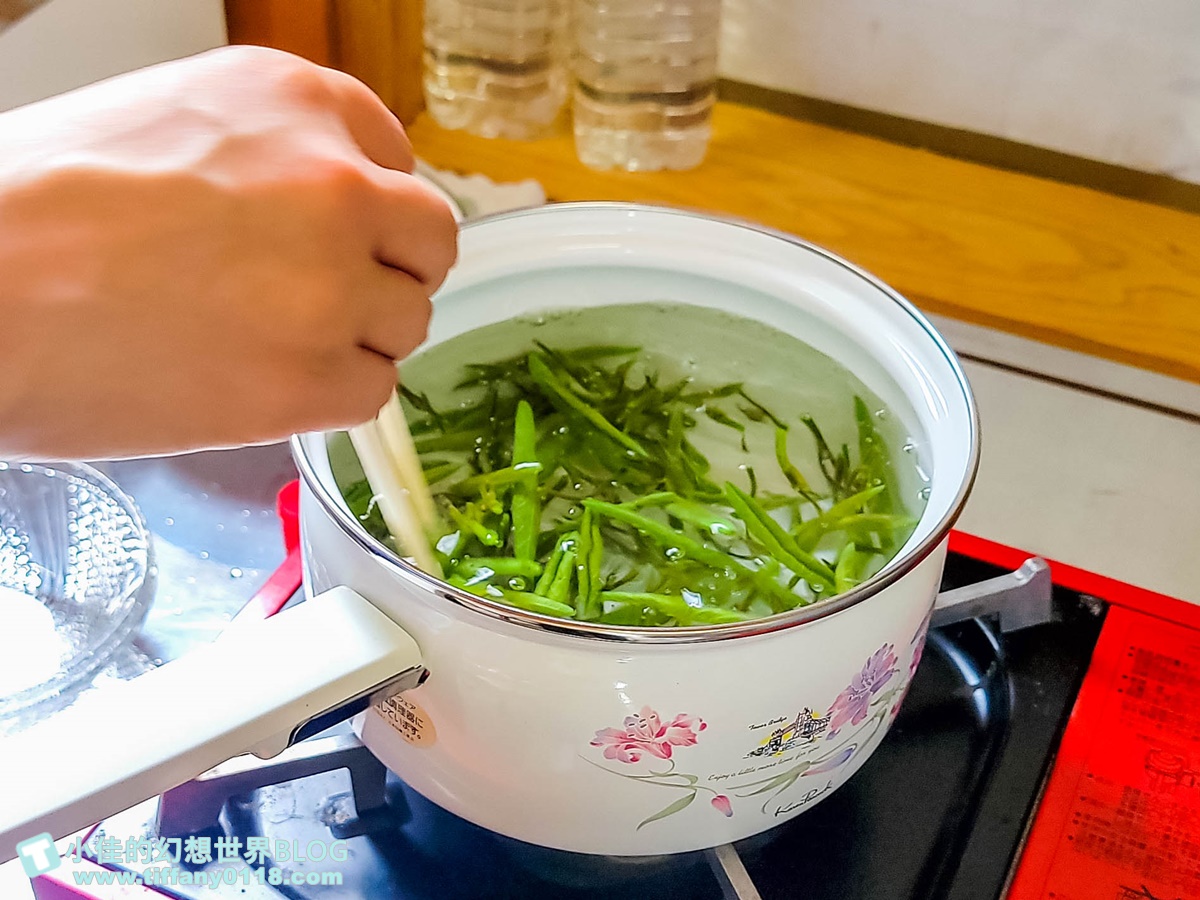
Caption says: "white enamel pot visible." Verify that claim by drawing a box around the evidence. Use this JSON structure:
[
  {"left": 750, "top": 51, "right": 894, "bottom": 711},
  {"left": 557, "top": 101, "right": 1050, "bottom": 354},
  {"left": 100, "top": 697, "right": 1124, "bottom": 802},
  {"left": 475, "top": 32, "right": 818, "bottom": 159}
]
[{"left": 0, "top": 204, "right": 978, "bottom": 862}]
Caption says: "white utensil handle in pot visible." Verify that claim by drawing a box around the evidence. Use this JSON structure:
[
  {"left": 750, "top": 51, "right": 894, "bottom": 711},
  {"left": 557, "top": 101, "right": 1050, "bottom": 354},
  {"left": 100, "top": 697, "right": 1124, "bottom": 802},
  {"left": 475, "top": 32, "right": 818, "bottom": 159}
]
[{"left": 0, "top": 587, "right": 423, "bottom": 864}]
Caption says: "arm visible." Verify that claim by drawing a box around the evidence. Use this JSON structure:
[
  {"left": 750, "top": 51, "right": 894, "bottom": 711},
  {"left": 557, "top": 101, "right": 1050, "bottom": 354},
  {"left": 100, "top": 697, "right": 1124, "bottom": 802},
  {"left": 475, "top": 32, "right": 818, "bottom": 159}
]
[{"left": 0, "top": 46, "right": 457, "bottom": 459}]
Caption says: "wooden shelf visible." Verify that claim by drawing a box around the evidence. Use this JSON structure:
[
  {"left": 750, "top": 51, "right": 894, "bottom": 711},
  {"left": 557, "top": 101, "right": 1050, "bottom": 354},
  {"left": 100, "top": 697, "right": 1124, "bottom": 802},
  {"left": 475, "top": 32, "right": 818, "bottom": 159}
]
[{"left": 407, "top": 102, "right": 1200, "bottom": 386}]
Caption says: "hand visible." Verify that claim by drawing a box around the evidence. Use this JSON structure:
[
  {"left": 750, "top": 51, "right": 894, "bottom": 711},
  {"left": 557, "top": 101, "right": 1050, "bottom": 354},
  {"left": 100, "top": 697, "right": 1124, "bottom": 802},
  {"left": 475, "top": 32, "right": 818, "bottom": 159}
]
[{"left": 0, "top": 46, "right": 457, "bottom": 460}]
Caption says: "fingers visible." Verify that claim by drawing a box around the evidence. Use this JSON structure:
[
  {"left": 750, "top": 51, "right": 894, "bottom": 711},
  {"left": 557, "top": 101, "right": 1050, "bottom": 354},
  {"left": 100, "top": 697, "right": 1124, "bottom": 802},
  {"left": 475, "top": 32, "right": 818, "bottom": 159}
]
[
  {"left": 307, "top": 348, "right": 401, "bottom": 431},
  {"left": 367, "top": 167, "right": 460, "bottom": 291},
  {"left": 356, "top": 264, "right": 434, "bottom": 362},
  {"left": 319, "top": 65, "right": 415, "bottom": 174},
  {"left": 252, "top": 54, "right": 456, "bottom": 292},
  {"left": 312, "top": 68, "right": 458, "bottom": 292}
]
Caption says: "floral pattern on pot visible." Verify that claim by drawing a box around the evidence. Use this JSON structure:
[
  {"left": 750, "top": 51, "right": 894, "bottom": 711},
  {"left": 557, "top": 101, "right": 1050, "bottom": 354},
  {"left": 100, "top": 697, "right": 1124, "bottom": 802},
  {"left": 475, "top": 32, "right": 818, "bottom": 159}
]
[
  {"left": 590, "top": 642, "right": 914, "bottom": 829},
  {"left": 590, "top": 707, "right": 706, "bottom": 763},
  {"left": 827, "top": 644, "right": 899, "bottom": 738},
  {"left": 587, "top": 706, "right": 727, "bottom": 829},
  {"left": 909, "top": 610, "right": 931, "bottom": 676},
  {"left": 893, "top": 611, "right": 933, "bottom": 717}
]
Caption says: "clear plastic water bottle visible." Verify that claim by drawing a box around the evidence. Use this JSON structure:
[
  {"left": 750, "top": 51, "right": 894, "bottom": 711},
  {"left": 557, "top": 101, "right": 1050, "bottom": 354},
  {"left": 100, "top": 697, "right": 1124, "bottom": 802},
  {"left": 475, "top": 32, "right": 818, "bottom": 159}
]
[
  {"left": 571, "top": 0, "right": 722, "bottom": 171},
  {"left": 423, "top": 0, "right": 570, "bottom": 140}
]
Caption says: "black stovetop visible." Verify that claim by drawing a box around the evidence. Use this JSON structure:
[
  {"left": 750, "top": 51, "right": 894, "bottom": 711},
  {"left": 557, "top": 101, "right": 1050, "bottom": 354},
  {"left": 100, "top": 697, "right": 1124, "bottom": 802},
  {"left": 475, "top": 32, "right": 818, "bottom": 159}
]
[{"left": 84, "top": 554, "right": 1103, "bottom": 900}]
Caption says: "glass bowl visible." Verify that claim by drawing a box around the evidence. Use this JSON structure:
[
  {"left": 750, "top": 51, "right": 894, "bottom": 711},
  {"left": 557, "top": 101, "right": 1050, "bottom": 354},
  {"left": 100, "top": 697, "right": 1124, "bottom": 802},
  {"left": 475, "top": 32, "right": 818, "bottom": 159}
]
[{"left": 0, "top": 461, "right": 153, "bottom": 732}]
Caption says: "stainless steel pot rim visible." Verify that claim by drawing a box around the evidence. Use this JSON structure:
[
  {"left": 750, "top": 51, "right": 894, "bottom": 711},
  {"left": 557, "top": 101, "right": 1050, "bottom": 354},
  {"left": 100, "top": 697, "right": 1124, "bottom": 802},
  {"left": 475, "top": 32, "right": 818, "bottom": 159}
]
[{"left": 292, "top": 202, "right": 981, "bottom": 644}]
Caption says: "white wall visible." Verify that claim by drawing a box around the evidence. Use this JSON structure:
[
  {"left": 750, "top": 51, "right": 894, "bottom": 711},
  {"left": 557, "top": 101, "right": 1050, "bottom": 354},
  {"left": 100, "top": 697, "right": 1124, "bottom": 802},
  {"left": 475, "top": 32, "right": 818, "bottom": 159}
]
[
  {"left": 720, "top": 0, "right": 1200, "bottom": 184},
  {"left": 0, "top": 0, "right": 227, "bottom": 112}
]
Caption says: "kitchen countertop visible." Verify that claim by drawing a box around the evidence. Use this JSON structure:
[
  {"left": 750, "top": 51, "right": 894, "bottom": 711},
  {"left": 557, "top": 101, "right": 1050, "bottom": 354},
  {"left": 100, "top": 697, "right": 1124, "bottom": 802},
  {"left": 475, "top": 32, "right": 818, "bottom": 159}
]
[
  {"left": 410, "top": 103, "right": 1200, "bottom": 604},
  {"left": 408, "top": 101, "right": 1200, "bottom": 385}
]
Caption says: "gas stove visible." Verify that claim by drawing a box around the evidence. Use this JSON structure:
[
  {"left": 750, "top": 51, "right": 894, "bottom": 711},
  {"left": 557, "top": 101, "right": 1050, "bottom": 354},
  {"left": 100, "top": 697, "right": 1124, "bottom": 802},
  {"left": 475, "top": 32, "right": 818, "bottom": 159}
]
[{"left": 23, "top": 445, "right": 1200, "bottom": 900}]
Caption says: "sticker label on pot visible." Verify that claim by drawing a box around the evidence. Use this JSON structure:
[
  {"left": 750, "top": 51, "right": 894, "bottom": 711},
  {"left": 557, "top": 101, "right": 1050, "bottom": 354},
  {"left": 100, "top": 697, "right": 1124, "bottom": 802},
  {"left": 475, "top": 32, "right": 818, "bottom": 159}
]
[{"left": 375, "top": 694, "right": 437, "bottom": 747}]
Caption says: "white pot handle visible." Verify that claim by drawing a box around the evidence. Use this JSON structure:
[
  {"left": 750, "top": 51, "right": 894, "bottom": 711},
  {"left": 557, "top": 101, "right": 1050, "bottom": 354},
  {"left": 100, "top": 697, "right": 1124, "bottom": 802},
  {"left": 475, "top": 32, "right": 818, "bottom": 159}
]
[{"left": 0, "top": 587, "right": 424, "bottom": 864}]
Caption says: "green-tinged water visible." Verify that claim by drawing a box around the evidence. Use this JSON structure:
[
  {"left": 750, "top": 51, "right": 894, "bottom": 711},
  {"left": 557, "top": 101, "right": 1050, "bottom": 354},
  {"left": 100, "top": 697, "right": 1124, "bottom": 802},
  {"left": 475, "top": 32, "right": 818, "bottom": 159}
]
[{"left": 330, "top": 302, "right": 929, "bottom": 626}]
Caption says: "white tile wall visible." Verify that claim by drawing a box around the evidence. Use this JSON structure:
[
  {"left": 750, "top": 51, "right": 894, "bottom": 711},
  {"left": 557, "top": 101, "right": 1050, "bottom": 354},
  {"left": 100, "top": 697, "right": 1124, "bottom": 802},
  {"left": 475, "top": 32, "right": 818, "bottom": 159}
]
[
  {"left": 0, "top": 0, "right": 227, "bottom": 113},
  {"left": 720, "top": 0, "right": 1200, "bottom": 183},
  {"left": 958, "top": 359, "right": 1200, "bottom": 604}
]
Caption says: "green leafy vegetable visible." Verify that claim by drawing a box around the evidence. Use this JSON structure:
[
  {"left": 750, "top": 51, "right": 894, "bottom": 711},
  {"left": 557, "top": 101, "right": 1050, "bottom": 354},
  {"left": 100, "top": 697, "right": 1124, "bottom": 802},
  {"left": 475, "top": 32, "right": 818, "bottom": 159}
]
[
  {"left": 510, "top": 400, "right": 541, "bottom": 560},
  {"left": 344, "top": 339, "right": 921, "bottom": 626},
  {"left": 855, "top": 396, "right": 906, "bottom": 518}
]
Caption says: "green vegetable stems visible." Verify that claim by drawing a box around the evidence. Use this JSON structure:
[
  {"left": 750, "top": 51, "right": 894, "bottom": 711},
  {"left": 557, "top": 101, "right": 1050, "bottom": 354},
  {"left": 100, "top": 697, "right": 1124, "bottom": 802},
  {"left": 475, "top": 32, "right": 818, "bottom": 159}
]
[{"left": 343, "top": 340, "right": 917, "bottom": 627}]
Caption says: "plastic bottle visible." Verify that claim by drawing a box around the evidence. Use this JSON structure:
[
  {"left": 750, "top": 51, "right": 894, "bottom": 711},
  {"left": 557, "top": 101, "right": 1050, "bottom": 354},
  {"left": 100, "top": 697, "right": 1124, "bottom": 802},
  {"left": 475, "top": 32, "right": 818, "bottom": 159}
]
[
  {"left": 571, "top": 0, "right": 722, "bottom": 171},
  {"left": 423, "top": 0, "right": 570, "bottom": 139}
]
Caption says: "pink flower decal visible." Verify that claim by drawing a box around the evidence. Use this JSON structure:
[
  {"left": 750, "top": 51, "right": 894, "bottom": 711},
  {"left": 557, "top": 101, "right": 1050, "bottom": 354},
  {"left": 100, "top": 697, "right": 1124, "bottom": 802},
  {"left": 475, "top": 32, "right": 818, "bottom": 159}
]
[
  {"left": 908, "top": 610, "right": 931, "bottom": 678},
  {"left": 827, "top": 644, "right": 899, "bottom": 737},
  {"left": 710, "top": 794, "right": 733, "bottom": 817},
  {"left": 590, "top": 706, "right": 707, "bottom": 764},
  {"left": 909, "top": 635, "right": 927, "bottom": 677},
  {"left": 889, "top": 618, "right": 930, "bottom": 717}
]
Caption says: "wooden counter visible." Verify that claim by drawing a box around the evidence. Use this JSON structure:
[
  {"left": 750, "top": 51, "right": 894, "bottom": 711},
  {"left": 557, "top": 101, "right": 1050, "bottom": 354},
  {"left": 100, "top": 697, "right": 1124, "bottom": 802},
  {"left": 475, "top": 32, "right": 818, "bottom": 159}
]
[{"left": 408, "top": 102, "right": 1200, "bottom": 386}]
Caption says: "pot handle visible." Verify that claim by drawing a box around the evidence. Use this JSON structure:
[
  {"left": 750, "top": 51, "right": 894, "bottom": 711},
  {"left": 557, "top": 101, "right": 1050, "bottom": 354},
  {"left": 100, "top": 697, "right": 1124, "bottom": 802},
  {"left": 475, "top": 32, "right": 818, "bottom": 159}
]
[
  {"left": 931, "top": 556, "right": 1056, "bottom": 632},
  {"left": 0, "top": 586, "right": 424, "bottom": 864}
]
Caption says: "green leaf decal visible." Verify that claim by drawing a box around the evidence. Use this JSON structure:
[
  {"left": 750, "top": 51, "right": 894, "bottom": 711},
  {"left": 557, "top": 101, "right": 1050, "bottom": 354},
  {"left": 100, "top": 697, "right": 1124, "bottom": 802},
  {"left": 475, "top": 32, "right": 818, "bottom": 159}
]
[
  {"left": 636, "top": 791, "right": 697, "bottom": 830},
  {"left": 734, "top": 764, "right": 810, "bottom": 797}
]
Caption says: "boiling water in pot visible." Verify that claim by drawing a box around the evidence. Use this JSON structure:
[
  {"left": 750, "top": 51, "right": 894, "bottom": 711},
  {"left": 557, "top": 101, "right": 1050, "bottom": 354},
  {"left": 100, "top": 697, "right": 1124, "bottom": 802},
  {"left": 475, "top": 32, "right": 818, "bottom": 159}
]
[{"left": 330, "top": 302, "right": 929, "bottom": 624}]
